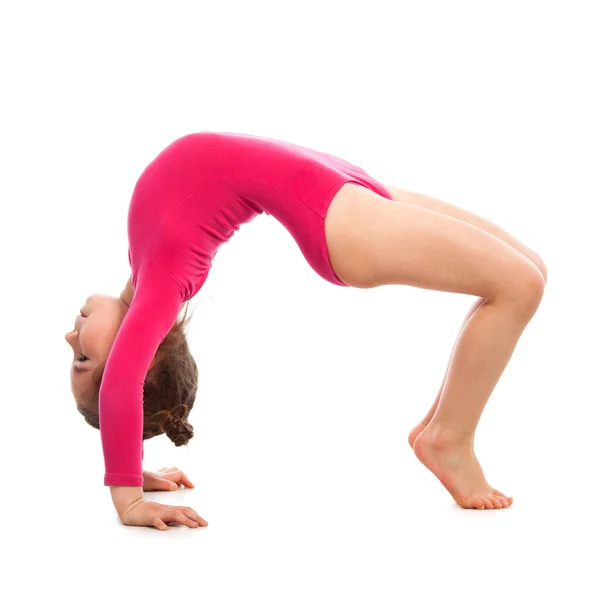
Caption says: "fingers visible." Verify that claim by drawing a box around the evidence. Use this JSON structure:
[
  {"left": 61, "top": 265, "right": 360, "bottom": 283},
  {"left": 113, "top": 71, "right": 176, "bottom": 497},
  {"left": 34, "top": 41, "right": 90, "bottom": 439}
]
[
  {"left": 157, "top": 466, "right": 195, "bottom": 488},
  {"left": 122, "top": 498, "right": 205, "bottom": 530},
  {"left": 177, "top": 506, "right": 208, "bottom": 526},
  {"left": 153, "top": 517, "right": 169, "bottom": 531},
  {"left": 163, "top": 509, "right": 201, "bottom": 529},
  {"left": 178, "top": 471, "right": 195, "bottom": 489}
]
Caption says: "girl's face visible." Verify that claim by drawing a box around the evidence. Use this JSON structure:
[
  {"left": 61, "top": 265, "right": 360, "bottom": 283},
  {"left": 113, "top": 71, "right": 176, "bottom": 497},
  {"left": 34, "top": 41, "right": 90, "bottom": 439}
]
[{"left": 65, "top": 293, "right": 128, "bottom": 404}]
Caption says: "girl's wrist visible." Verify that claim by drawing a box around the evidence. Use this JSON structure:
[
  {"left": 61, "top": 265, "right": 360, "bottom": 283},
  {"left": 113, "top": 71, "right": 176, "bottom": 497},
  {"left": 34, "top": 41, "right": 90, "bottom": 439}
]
[{"left": 110, "top": 485, "right": 144, "bottom": 517}]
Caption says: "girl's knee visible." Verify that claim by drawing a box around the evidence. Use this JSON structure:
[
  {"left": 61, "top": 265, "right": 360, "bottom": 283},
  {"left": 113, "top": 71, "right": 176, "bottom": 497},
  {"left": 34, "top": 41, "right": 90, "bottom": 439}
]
[
  {"left": 495, "top": 264, "right": 546, "bottom": 319},
  {"left": 533, "top": 254, "right": 548, "bottom": 285}
]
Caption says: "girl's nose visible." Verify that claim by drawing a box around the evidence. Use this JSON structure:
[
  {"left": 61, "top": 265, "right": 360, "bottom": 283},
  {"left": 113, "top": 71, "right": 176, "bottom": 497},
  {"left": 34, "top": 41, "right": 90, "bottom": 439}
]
[{"left": 65, "top": 329, "right": 78, "bottom": 342}]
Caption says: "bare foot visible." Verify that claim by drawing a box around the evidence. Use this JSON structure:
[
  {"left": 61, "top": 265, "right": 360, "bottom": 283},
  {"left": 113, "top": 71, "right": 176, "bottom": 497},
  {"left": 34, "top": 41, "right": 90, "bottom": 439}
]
[
  {"left": 408, "top": 421, "right": 429, "bottom": 449},
  {"left": 412, "top": 429, "right": 513, "bottom": 509}
]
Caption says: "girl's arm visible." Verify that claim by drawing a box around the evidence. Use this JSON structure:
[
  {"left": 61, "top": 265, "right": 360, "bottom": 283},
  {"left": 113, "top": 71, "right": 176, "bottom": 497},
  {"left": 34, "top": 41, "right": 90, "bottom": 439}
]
[
  {"left": 99, "top": 258, "right": 183, "bottom": 489},
  {"left": 110, "top": 485, "right": 144, "bottom": 518},
  {"left": 99, "top": 259, "right": 208, "bottom": 529}
]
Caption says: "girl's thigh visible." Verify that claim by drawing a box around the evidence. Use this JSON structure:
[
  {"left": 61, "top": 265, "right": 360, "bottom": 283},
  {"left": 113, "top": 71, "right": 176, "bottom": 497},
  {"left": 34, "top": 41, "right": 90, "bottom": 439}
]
[
  {"left": 383, "top": 183, "right": 547, "bottom": 283},
  {"left": 324, "top": 183, "right": 544, "bottom": 306}
]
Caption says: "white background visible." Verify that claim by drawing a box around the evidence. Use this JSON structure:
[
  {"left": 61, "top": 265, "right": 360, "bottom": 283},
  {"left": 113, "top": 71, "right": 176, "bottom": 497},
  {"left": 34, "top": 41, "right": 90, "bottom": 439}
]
[{"left": 1, "top": 1, "right": 598, "bottom": 598}]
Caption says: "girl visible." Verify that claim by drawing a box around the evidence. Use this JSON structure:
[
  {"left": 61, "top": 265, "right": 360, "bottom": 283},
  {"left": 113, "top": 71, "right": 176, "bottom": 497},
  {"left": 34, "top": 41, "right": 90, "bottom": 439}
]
[{"left": 65, "top": 131, "right": 546, "bottom": 529}]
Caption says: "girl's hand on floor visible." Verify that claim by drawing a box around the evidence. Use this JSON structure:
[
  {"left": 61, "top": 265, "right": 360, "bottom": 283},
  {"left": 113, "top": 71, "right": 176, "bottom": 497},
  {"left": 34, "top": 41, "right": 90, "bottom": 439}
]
[
  {"left": 120, "top": 499, "right": 208, "bottom": 530},
  {"left": 142, "top": 466, "right": 195, "bottom": 491}
]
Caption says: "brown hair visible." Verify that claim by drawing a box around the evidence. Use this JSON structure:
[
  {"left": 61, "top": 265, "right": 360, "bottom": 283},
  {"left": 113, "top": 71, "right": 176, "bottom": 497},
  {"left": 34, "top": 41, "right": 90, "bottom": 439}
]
[{"left": 74, "top": 302, "right": 197, "bottom": 446}]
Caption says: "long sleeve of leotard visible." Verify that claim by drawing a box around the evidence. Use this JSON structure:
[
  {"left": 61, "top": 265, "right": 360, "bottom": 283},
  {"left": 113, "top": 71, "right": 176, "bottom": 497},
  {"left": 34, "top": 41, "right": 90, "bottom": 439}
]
[{"left": 99, "top": 257, "right": 184, "bottom": 486}]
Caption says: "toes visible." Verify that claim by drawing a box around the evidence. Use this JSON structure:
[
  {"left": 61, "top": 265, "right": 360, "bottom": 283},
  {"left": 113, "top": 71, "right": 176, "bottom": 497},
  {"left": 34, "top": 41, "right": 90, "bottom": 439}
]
[
  {"left": 492, "top": 489, "right": 514, "bottom": 506},
  {"left": 489, "top": 496, "right": 503, "bottom": 509},
  {"left": 481, "top": 497, "right": 494, "bottom": 509},
  {"left": 471, "top": 494, "right": 512, "bottom": 509},
  {"left": 494, "top": 495, "right": 509, "bottom": 508},
  {"left": 471, "top": 495, "right": 509, "bottom": 509}
]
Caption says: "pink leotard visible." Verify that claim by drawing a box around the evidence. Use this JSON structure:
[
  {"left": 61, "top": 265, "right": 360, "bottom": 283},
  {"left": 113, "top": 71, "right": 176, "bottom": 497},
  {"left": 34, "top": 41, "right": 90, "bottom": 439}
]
[{"left": 100, "top": 131, "right": 392, "bottom": 486}]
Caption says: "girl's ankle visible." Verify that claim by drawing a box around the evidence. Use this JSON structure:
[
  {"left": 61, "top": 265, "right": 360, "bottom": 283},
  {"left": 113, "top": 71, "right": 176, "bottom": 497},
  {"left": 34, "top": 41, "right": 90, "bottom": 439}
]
[{"left": 425, "top": 422, "right": 475, "bottom": 451}]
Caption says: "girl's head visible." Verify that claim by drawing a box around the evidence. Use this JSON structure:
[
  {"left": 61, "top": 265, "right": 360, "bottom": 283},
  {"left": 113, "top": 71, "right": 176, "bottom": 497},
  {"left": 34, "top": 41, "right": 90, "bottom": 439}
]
[{"left": 65, "top": 293, "right": 197, "bottom": 445}]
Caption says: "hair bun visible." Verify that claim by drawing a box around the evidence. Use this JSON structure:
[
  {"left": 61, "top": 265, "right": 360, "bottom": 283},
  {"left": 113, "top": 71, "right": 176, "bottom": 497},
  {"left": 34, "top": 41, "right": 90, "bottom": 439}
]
[{"left": 157, "top": 405, "right": 194, "bottom": 447}]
